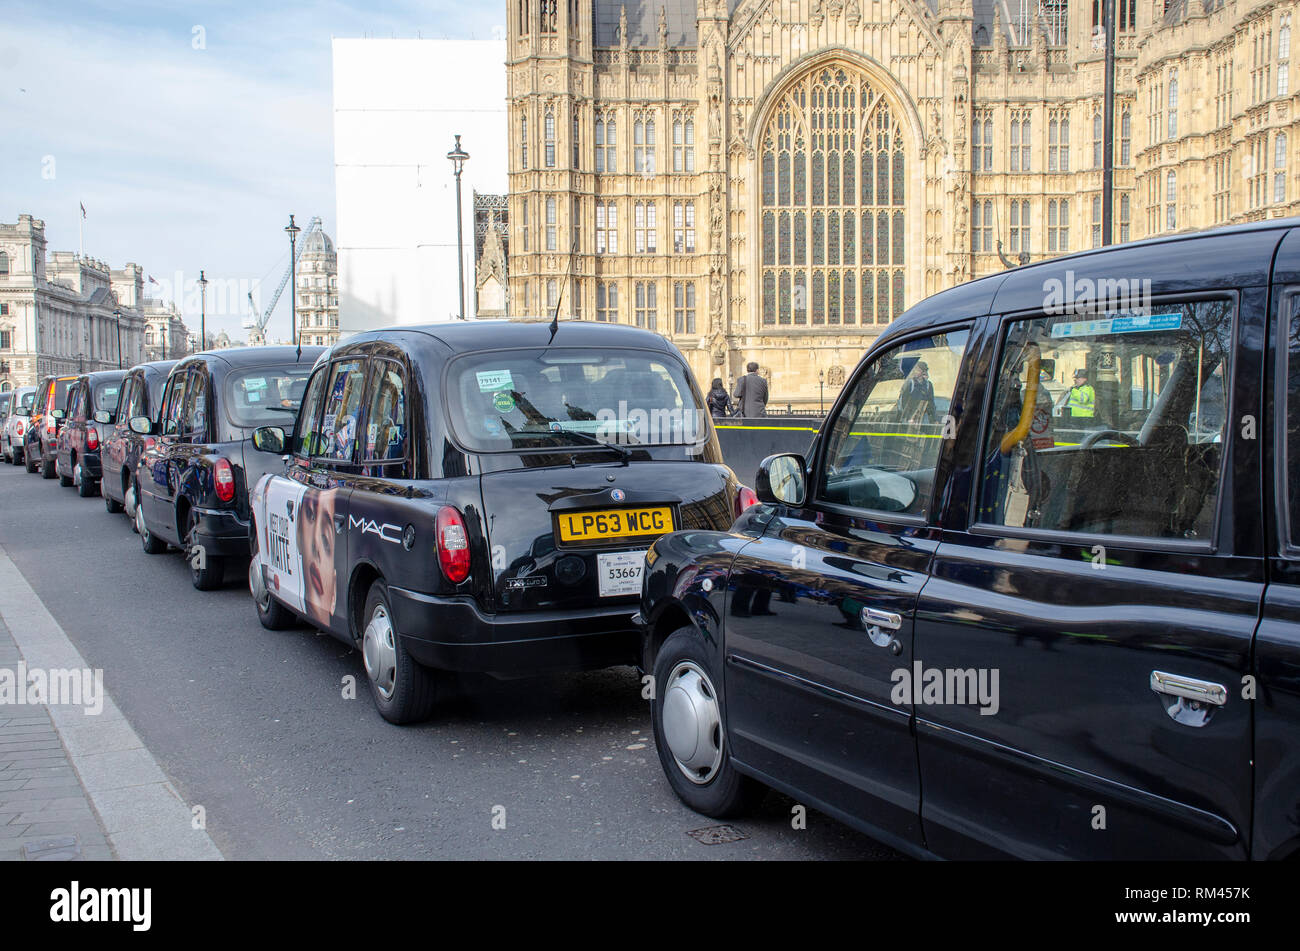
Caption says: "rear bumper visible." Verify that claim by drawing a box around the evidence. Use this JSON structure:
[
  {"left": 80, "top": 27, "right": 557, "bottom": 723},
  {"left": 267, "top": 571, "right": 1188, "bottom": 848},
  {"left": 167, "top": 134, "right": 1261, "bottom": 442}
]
[
  {"left": 80, "top": 452, "right": 102, "bottom": 478},
  {"left": 386, "top": 586, "right": 640, "bottom": 673},
  {"left": 190, "top": 507, "right": 252, "bottom": 558}
]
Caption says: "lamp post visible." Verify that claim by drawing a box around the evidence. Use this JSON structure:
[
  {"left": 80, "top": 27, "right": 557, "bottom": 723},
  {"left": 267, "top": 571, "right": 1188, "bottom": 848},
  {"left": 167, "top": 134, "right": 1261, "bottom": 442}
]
[
  {"left": 819, "top": 369, "right": 825, "bottom": 416},
  {"left": 197, "top": 270, "right": 208, "bottom": 351},
  {"left": 446, "top": 135, "right": 471, "bottom": 320},
  {"left": 285, "top": 215, "right": 301, "bottom": 348},
  {"left": 112, "top": 308, "right": 123, "bottom": 369}
]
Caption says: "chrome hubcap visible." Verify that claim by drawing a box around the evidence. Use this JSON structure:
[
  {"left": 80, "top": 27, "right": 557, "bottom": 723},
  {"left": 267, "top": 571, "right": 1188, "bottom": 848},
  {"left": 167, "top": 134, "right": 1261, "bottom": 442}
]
[
  {"left": 363, "top": 605, "right": 398, "bottom": 700},
  {"left": 661, "top": 661, "right": 724, "bottom": 785},
  {"left": 125, "top": 484, "right": 137, "bottom": 519},
  {"left": 248, "top": 557, "right": 270, "bottom": 610},
  {"left": 135, "top": 504, "right": 148, "bottom": 539},
  {"left": 73, "top": 464, "right": 82, "bottom": 487}
]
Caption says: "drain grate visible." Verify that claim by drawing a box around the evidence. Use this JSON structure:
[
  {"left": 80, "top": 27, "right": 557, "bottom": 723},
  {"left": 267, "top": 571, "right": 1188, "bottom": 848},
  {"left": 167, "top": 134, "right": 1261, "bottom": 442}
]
[
  {"left": 686, "top": 824, "right": 749, "bottom": 845},
  {"left": 23, "top": 835, "right": 82, "bottom": 861}
]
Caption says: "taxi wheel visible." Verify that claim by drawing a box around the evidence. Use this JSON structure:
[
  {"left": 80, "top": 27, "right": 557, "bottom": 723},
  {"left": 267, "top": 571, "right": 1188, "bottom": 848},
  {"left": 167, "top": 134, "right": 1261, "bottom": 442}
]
[
  {"left": 651, "top": 628, "right": 765, "bottom": 819},
  {"left": 137, "top": 503, "right": 166, "bottom": 555},
  {"left": 248, "top": 523, "right": 296, "bottom": 631},
  {"left": 41, "top": 454, "right": 56, "bottom": 479},
  {"left": 362, "top": 581, "right": 437, "bottom": 725},
  {"left": 59, "top": 466, "right": 74, "bottom": 488},
  {"left": 185, "top": 509, "right": 225, "bottom": 591},
  {"left": 76, "top": 464, "right": 97, "bottom": 498},
  {"left": 104, "top": 484, "right": 123, "bottom": 513},
  {"left": 125, "top": 480, "right": 139, "bottom": 526},
  {"left": 24, "top": 445, "right": 38, "bottom": 473}
]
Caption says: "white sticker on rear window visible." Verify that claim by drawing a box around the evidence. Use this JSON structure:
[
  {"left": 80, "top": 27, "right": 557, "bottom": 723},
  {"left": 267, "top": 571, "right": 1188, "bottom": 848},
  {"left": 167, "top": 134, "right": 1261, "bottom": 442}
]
[{"left": 477, "top": 370, "right": 513, "bottom": 392}]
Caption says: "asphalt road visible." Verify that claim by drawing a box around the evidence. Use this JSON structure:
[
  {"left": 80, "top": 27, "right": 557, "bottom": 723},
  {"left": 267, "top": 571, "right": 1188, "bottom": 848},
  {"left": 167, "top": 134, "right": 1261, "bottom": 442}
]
[{"left": 0, "top": 460, "right": 902, "bottom": 860}]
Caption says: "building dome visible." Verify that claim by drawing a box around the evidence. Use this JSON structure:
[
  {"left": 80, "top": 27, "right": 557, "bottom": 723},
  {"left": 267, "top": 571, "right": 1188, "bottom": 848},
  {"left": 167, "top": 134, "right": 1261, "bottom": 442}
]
[{"left": 301, "top": 229, "right": 334, "bottom": 256}]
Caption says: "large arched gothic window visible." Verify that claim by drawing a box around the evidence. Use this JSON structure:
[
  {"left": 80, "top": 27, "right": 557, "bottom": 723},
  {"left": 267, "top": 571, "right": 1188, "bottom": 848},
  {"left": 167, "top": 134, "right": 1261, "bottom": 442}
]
[{"left": 761, "top": 65, "right": 906, "bottom": 327}]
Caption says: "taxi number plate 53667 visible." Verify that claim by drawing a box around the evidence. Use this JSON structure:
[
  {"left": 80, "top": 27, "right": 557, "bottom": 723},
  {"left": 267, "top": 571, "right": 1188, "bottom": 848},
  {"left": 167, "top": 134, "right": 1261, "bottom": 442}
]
[{"left": 597, "top": 551, "right": 646, "bottom": 598}]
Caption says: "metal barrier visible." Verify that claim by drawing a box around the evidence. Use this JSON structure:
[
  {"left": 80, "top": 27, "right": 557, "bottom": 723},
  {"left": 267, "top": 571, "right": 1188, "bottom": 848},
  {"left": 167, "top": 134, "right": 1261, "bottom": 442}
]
[{"left": 712, "top": 416, "right": 823, "bottom": 487}]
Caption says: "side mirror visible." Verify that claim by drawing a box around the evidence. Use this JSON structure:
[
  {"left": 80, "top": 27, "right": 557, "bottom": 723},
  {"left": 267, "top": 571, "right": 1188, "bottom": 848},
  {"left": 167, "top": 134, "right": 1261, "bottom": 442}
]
[
  {"left": 14, "top": 407, "right": 30, "bottom": 418},
  {"left": 93, "top": 410, "right": 113, "bottom": 425},
  {"left": 251, "top": 426, "right": 287, "bottom": 455},
  {"left": 129, "top": 416, "right": 154, "bottom": 436},
  {"left": 51, "top": 409, "right": 65, "bottom": 421},
  {"left": 755, "top": 453, "right": 808, "bottom": 507}
]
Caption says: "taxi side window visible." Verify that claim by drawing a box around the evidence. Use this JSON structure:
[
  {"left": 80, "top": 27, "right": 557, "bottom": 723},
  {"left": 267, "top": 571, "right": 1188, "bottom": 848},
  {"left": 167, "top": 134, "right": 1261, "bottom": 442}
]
[
  {"left": 361, "top": 360, "right": 409, "bottom": 473},
  {"left": 187, "top": 376, "right": 209, "bottom": 439},
  {"left": 293, "top": 367, "right": 329, "bottom": 458},
  {"left": 977, "top": 299, "right": 1236, "bottom": 540},
  {"left": 161, "top": 374, "right": 189, "bottom": 436},
  {"left": 1284, "top": 297, "right": 1300, "bottom": 547},
  {"left": 819, "top": 329, "right": 970, "bottom": 519},
  {"left": 317, "top": 360, "right": 367, "bottom": 463}
]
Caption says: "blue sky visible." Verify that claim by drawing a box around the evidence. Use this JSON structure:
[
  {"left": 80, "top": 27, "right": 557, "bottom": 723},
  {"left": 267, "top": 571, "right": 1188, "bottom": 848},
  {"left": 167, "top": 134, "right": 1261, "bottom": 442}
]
[{"left": 0, "top": 0, "right": 503, "bottom": 340}]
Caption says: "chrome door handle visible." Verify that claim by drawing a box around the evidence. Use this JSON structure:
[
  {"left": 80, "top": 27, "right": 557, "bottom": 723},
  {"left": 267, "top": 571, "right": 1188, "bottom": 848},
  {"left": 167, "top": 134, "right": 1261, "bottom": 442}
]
[
  {"left": 861, "top": 608, "right": 902, "bottom": 631},
  {"left": 1150, "top": 671, "right": 1227, "bottom": 707},
  {"left": 861, "top": 607, "right": 904, "bottom": 654}
]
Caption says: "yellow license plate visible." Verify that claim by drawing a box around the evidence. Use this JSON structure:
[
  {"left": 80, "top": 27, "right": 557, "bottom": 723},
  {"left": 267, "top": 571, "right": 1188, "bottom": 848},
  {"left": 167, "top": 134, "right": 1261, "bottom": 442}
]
[{"left": 556, "top": 507, "right": 674, "bottom": 543}]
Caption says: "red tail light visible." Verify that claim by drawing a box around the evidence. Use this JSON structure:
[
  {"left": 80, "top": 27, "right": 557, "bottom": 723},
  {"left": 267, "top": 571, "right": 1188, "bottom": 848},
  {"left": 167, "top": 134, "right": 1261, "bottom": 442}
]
[
  {"left": 435, "top": 506, "right": 471, "bottom": 584},
  {"left": 213, "top": 458, "right": 235, "bottom": 503},
  {"left": 86, "top": 428, "right": 99, "bottom": 451},
  {"left": 735, "top": 485, "right": 760, "bottom": 518}
]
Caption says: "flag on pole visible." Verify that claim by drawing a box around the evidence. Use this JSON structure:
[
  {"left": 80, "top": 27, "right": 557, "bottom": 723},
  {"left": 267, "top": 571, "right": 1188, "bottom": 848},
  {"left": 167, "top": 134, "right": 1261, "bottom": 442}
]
[
  {"left": 148, "top": 275, "right": 158, "bottom": 285},
  {"left": 80, "top": 202, "right": 86, "bottom": 218}
]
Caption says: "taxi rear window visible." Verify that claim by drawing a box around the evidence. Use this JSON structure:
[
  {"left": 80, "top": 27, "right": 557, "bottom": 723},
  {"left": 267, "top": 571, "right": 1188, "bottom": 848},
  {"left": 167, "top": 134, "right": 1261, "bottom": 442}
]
[
  {"left": 225, "top": 366, "right": 313, "bottom": 429},
  {"left": 447, "top": 347, "right": 706, "bottom": 453},
  {"left": 93, "top": 381, "right": 121, "bottom": 414}
]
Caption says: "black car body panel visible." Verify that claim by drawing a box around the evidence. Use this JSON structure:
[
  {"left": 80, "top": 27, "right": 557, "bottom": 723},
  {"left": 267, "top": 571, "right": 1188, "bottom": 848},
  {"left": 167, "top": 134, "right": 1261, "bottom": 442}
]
[
  {"left": 101, "top": 361, "right": 176, "bottom": 508},
  {"left": 639, "top": 217, "right": 1300, "bottom": 860},
  {"left": 249, "top": 321, "right": 743, "bottom": 680},
  {"left": 136, "top": 347, "right": 322, "bottom": 559},
  {"left": 56, "top": 370, "right": 125, "bottom": 487}
]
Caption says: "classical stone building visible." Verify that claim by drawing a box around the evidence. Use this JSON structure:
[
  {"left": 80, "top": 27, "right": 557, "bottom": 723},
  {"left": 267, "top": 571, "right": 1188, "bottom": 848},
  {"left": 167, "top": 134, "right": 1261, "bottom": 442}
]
[
  {"left": 505, "top": 0, "right": 1300, "bottom": 409},
  {"left": 142, "top": 298, "right": 190, "bottom": 363},
  {"left": 0, "top": 215, "right": 149, "bottom": 391},
  {"left": 295, "top": 229, "right": 340, "bottom": 348}
]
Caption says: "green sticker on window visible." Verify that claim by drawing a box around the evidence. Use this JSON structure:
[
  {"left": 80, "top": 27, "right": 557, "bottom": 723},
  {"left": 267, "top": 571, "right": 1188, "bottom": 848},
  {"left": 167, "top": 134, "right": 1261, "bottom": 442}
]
[{"left": 493, "top": 390, "right": 516, "bottom": 413}]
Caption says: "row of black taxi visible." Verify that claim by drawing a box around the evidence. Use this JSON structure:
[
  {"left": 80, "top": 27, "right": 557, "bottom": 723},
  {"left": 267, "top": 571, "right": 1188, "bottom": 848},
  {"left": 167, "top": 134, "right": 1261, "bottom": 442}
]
[{"left": 15, "top": 218, "right": 1300, "bottom": 861}]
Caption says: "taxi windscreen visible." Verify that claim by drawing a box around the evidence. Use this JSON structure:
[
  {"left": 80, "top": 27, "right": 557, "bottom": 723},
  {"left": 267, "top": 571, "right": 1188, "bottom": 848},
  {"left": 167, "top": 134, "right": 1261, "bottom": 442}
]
[
  {"left": 448, "top": 347, "right": 707, "bottom": 453},
  {"left": 225, "top": 366, "right": 313, "bottom": 429}
]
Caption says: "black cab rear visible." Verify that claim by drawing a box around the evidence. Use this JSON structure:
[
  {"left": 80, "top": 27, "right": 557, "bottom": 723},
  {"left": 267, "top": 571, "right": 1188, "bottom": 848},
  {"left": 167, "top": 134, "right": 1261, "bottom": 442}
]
[
  {"left": 55, "top": 370, "right": 125, "bottom": 496},
  {"left": 133, "top": 346, "right": 322, "bottom": 589},
  {"left": 100, "top": 360, "right": 177, "bottom": 517},
  {"left": 246, "top": 321, "right": 750, "bottom": 724}
]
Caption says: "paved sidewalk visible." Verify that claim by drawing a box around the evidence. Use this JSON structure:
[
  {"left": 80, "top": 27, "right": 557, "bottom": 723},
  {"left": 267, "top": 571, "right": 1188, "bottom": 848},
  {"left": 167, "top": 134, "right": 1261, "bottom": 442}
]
[
  {"left": 0, "top": 617, "right": 113, "bottom": 861},
  {"left": 0, "top": 544, "right": 223, "bottom": 861}
]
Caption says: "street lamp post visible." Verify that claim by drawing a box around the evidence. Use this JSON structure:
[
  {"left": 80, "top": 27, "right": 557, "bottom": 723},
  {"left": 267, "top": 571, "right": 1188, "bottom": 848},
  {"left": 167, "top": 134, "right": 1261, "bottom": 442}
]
[
  {"left": 112, "top": 308, "right": 123, "bottom": 369},
  {"left": 819, "top": 369, "right": 825, "bottom": 416},
  {"left": 446, "top": 135, "right": 471, "bottom": 320},
  {"left": 285, "top": 215, "right": 301, "bottom": 349},
  {"left": 197, "top": 270, "right": 208, "bottom": 351}
]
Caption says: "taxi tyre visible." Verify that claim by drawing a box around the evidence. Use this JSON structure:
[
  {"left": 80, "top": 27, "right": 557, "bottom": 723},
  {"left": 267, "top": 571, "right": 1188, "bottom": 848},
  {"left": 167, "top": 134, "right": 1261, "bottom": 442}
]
[
  {"left": 41, "top": 450, "right": 56, "bottom": 480},
  {"left": 363, "top": 580, "right": 438, "bottom": 725},
  {"left": 104, "top": 482, "right": 123, "bottom": 513},
  {"left": 185, "top": 508, "right": 225, "bottom": 591},
  {"left": 24, "top": 444, "right": 38, "bottom": 474},
  {"left": 137, "top": 503, "right": 167, "bottom": 555},
  {"left": 651, "top": 628, "right": 765, "bottom": 819},
  {"left": 248, "top": 521, "right": 296, "bottom": 631},
  {"left": 59, "top": 466, "right": 73, "bottom": 488},
  {"left": 77, "top": 463, "right": 97, "bottom": 498}
]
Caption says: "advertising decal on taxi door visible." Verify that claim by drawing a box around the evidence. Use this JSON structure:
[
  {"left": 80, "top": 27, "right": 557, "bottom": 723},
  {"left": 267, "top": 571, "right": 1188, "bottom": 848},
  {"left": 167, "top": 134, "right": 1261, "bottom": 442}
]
[{"left": 253, "top": 474, "right": 341, "bottom": 630}]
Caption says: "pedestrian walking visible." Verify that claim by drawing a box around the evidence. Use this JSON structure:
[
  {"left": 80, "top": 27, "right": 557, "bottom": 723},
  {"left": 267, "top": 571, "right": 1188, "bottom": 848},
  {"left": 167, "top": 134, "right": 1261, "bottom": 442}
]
[
  {"left": 732, "top": 362, "right": 769, "bottom": 417},
  {"left": 706, "top": 377, "right": 736, "bottom": 418}
]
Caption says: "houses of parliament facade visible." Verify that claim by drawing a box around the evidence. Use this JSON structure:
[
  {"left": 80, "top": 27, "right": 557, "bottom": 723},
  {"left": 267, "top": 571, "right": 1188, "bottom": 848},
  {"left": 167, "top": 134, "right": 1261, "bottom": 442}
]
[{"left": 505, "top": 0, "right": 1297, "bottom": 408}]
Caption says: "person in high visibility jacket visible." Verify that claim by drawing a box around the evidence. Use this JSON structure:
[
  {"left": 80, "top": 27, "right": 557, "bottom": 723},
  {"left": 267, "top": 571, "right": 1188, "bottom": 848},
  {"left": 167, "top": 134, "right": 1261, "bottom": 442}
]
[{"left": 1064, "top": 368, "right": 1096, "bottom": 418}]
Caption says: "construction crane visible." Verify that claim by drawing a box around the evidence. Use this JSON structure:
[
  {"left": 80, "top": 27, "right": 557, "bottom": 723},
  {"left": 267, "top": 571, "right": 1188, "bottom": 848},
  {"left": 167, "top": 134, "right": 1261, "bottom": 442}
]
[{"left": 244, "top": 215, "right": 323, "bottom": 345}]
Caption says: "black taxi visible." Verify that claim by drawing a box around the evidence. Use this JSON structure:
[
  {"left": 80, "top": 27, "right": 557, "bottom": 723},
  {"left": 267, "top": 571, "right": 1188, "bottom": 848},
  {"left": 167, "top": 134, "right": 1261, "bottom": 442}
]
[
  {"left": 245, "top": 320, "right": 751, "bottom": 724},
  {"left": 638, "top": 217, "right": 1300, "bottom": 861}
]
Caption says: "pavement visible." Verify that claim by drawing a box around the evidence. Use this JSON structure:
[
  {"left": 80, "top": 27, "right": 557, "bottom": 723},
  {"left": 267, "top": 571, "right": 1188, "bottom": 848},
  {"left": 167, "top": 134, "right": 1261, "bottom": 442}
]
[
  {"left": 0, "top": 547, "right": 222, "bottom": 861},
  {"left": 0, "top": 459, "right": 902, "bottom": 861}
]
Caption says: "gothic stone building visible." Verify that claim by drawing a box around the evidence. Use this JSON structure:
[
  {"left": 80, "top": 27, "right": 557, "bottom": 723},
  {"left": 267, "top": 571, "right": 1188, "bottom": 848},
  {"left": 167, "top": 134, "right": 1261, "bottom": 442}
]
[{"left": 506, "top": 0, "right": 1300, "bottom": 409}]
